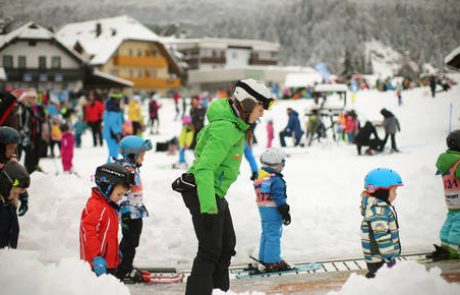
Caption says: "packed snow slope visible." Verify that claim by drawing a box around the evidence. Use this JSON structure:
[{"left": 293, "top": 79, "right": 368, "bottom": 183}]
[{"left": 15, "top": 78, "right": 460, "bottom": 270}]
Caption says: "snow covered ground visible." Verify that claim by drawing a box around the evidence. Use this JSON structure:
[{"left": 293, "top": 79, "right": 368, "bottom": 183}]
[{"left": 1, "top": 76, "right": 460, "bottom": 294}]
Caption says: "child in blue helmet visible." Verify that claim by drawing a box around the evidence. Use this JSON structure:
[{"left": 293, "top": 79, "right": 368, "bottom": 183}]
[
  {"left": 361, "top": 167, "right": 403, "bottom": 278},
  {"left": 115, "top": 135, "right": 153, "bottom": 282},
  {"left": 427, "top": 130, "right": 460, "bottom": 261},
  {"left": 253, "top": 148, "right": 291, "bottom": 271}
]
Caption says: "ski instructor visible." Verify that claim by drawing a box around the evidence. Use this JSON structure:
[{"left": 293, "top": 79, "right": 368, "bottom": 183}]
[{"left": 172, "top": 79, "right": 274, "bottom": 294}]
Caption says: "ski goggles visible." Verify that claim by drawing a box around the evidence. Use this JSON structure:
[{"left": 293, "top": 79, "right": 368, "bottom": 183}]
[{"left": 235, "top": 80, "right": 275, "bottom": 110}]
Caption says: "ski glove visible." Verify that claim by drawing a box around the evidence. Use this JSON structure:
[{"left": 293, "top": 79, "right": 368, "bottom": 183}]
[
  {"left": 171, "top": 173, "right": 196, "bottom": 193},
  {"left": 18, "top": 192, "right": 29, "bottom": 217},
  {"left": 201, "top": 213, "right": 216, "bottom": 231},
  {"left": 386, "top": 259, "right": 396, "bottom": 268},
  {"left": 93, "top": 256, "right": 107, "bottom": 276},
  {"left": 277, "top": 204, "right": 291, "bottom": 226},
  {"left": 250, "top": 171, "right": 258, "bottom": 181}
]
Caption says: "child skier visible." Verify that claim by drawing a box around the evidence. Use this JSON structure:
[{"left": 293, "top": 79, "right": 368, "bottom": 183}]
[
  {"left": 80, "top": 163, "right": 135, "bottom": 277},
  {"left": 361, "top": 167, "right": 403, "bottom": 278},
  {"left": 426, "top": 130, "right": 460, "bottom": 261},
  {"left": 253, "top": 148, "right": 291, "bottom": 271},
  {"left": 60, "top": 122, "right": 74, "bottom": 173},
  {"left": 173, "top": 115, "right": 194, "bottom": 169},
  {"left": 266, "top": 119, "right": 274, "bottom": 148},
  {"left": 0, "top": 161, "right": 30, "bottom": 249},
  {"left": 116, "top": 135, "right": 153, "bottom": 282},
  {"left": 73, "top": 115, "right": 86, "bottom": 148}
]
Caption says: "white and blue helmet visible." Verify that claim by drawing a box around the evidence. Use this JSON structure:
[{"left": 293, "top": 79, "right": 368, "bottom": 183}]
[{"left": 119, "top": 135, "right": 153, "bottom": 159}]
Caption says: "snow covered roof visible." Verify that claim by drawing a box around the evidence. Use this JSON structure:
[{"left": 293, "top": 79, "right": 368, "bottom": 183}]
[
  {"left": 57, "top": 15, "right": 162, "bottom": 66},
  {"left": 92, "top": 70, "right": 134, "bottom": 87},
  {"left": 0, "top": 22, "right": 54, "bottom": 50},
  {"left": 0, "top": 22, "right": 84, "bottom": 63},
  {"left": 445, "top": 46, "right": 460, "bottom": 70},
  {"left": 166, "top": 37, "right": 280, "bottom": 52}
]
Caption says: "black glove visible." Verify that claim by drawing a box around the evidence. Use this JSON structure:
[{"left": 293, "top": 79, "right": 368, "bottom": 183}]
[
  {"left": 277, "top": 204, "right": 291, "bottom": 226},
  {"left": 250, "top": 171, "right": 258, "bottom": 181},
  {"left": 201, "top": 213, "right": 216, "bottom": 231},
  {"left": 18, "top": 192, "right": 29, "bottom": 217},
  {"left": 172, "top": 173, "right": 196, "bottom": 193}
]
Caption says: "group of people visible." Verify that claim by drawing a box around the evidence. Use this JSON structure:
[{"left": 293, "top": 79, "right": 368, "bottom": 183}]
[
  {"left": 277, "top": 105, "right": 401, "bottom": 156},
  {"left": 1, "top": 77, "right": 459, "bottom": 295}
]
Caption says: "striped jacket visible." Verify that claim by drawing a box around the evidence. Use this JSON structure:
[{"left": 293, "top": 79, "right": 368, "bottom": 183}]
[
  {"left": 360, "top": 192, "right": 401, "bottom": 263},
  {"left": 116, "top": 159, "right": 149, "bottom": 219},
  {"left": 80, "top": 188, "right": 120, "bottom": 269}
]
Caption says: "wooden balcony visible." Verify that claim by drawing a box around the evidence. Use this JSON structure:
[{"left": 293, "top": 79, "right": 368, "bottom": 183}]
[
  {"left": 113, "top": 55, "right": 167, "bottom": 67},
  {"left": 249, "top": 58, "right": 277, "bottom": 66},
  {"left": 124, "top": 77, "right": 181, "bottom": 89}
]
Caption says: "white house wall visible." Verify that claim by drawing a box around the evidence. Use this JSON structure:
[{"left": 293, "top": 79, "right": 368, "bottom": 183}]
[
  {"left": 225, "top": 48, "right": 251, "bottom": 68},
  {"left": 0, "top": 41, "right": 79, "bottom": 69}
]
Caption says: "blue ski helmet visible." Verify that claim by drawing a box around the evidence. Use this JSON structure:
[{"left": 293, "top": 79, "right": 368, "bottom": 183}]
[
  {"left": 119, "top": 135, "right": 153, "bottom": 159},
  {"left": 364, "top": 168, "right": 403, "bottom": 193}
]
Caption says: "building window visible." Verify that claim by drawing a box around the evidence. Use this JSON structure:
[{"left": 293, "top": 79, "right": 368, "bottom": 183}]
[
  {"left": 28, "top": 41, "right": 36, "bottom": 46},
  {"left": 110, "top": 69, "right": 119, "bottom": 76},
  {"left": 18, "top": 56, "right": 26, "bottom": 68},
  {"left": 39, "top": 73, "right": 47, "bottom": 82},
  {"left": 38, "top": 56, "right": 47, "bottom": 69},
  {"left": 23, "top": 73, "right": 33, "bottom": 82},
  {"left": 54, "top": 73, "right": 64, "bottom": 82},
  {"left": 137, "top": 49, "right": 142, "bottom": 57},
  {"left": 232, "top": 52, "right": 238, "bottom": 58},
  {"left": 128, "top": 49, "right": 133, "bottom": 56},
  {"left": 150, "top": 69, "right": 157, "bottom": 78},
  {"left": 51, "top": 56, "right": 61, "bottom": 69},
  {"left": 129, "top": 70, "right": 133, "bottom": 77},
  {"left": 2, "top": 55, "right": 13, "bottom": 68},
  {"left": 137, "top": 69, "right": 143, "bottom": 78}
]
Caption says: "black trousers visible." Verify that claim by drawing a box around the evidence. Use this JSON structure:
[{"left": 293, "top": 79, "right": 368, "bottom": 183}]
[
  {"left": 182, "top": 190, "right": 236, "bottom": 295},
  {"left": 366, "top": 261, "right": 384, "bottom": 278},
  {"left": 117, "top": 217, "right": 143, "bottom": 279},
  {"left": 381, "top": 133, "right": 397, "bottom": 151},
  {"left": 89, "top": 121, "right": 103, "bottom": 146}
]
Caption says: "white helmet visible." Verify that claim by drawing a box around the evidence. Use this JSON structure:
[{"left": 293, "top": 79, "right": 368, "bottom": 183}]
[
  {"left": 232, "top": 79, "right": 275, "bottom": 110},
  {"left": 260, "top": 148, "right": 286, "bottom": 167}
]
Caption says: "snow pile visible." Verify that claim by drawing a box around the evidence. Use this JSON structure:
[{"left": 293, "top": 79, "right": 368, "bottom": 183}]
[
  {"left": 328, "top": 261, "right": 460, "bottom": 295},
  {"left": 0, "top": 249, "right": 129, "bottom": 295}
]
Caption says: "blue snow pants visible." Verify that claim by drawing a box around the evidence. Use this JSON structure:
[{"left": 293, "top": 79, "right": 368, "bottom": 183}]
[
  {"left": 440, "top": 211, "right": 460, "bottom": 253},
  {"left": 179, "top": 148, "right": 186, "bottom": 164},
  {"left": 105, "top": 137, "right": 119, "bottom": 162},
  {"left": 258, "top": 206, "right": 283, "bottom": 264}
]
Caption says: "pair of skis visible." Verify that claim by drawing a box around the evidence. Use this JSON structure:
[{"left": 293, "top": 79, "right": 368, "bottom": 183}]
[
  {"left": 231, "top": 256, "right": 323, "bottom": 279},
  {"left": 130, "top": 267, "right": 185, "bottom": 284}
]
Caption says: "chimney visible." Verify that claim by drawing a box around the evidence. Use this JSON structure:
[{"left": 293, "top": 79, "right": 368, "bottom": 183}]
[{"left": 96, "top": 22, "right": 102, "bottom": 37}]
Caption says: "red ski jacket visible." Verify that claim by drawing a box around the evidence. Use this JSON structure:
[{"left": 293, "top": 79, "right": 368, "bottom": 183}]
[
  {"left": 80, "top": 188, "right": 120, "bottom": 269},
  {"left": 85, "top": 100, "right": 104, "bottom": 123}
]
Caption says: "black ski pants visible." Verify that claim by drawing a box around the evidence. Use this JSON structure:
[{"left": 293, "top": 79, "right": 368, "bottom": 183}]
[
  {"left": 117, "top": 216, "right": 143, "bottom": 279},
  {"left": 182, "top": 190, "right": 236, "bottom": 295},
  {"left": 89, "top": 120, "right": 103, "bottom": 147},
  {"left": 381, "top": 133, "right": 397, "bottom": 151}
]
